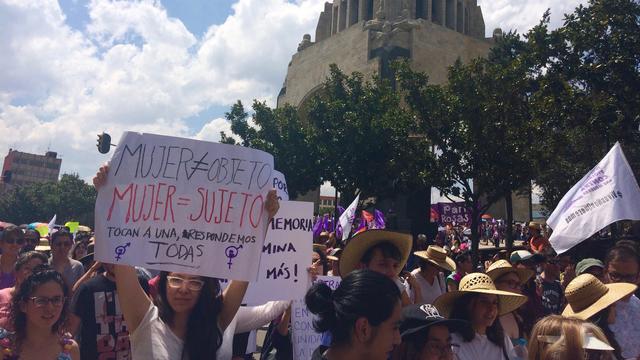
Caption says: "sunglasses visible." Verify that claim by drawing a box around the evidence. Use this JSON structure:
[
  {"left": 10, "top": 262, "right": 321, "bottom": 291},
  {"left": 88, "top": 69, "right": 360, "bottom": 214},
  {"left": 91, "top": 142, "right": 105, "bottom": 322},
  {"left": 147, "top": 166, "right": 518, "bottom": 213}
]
[{"left": 28, "top": 295, "right": 65, "bottom": 308}]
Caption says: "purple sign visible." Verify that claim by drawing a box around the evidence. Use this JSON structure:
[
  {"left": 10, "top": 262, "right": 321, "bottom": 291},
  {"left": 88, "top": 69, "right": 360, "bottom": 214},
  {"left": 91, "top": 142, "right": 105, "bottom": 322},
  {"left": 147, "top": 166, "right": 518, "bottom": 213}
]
[{"left": 430, "top": 202, "right": 471, "bottom": 224}]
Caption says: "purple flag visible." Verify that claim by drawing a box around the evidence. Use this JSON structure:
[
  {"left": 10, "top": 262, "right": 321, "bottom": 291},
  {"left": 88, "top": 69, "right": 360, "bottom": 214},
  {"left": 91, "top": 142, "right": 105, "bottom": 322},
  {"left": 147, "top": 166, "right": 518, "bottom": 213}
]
[
  {"left": 312, "top": 216, "right": 323, "bottom": 238},
  {"left": 322, "top": 214, "right": 330, "bottom": 232},
  {"left": 374, "top": 209, "right": 386, "bottom": 229},
  {"left": 337, "top": 205, "right": 346, "bottom": 216}
]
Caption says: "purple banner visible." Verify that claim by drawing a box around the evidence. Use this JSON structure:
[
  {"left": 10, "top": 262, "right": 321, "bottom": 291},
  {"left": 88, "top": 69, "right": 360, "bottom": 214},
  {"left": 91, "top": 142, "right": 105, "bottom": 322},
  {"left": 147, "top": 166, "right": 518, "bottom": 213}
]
[{"left": 430, "top": 202, "right": 471, "bottom": 224}]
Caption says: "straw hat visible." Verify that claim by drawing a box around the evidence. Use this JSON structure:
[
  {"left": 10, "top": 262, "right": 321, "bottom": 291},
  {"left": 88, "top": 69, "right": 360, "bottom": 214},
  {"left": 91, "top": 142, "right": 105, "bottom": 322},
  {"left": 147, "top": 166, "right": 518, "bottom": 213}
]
[
  {"left": 562, "top": 274, "right": 637, "bottom": 320},
  {"left": 34, "top": 238, "right": 50, "bottom": 252},
  {"left": 486, "top": 259, "right": 534, "bottom": 284},
  {"left": 339, "top": 229, "right": 412, "bottom": 277},
  {"left": 433, "top": 273, "right": 527, "bottom": 317},
  {"left": 413, "top": 246, "right": 456, "bottom": 272}
]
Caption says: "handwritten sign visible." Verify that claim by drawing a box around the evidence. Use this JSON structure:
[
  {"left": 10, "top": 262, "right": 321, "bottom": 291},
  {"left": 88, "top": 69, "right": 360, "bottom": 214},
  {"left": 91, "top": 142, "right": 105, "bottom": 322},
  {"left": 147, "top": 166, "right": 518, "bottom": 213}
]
[
  {"left": 292, "top": 276, "right": 341, "bottom": 360},
  {"left": 94, "top": 131, "right": 274, "bottom": 281},
  {"left": 243, "top": 201, "right": 313, "bottom": 305},
  {"left": 272, "top": 170, "right": 289, "bottom": 201}
]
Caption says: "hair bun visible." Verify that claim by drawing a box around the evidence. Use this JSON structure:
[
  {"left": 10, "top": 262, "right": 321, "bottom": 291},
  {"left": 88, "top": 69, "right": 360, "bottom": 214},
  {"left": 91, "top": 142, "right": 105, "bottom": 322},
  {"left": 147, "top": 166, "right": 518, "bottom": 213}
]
[{"left": 305, "top": 282, "right": 337, "bottom": 332}]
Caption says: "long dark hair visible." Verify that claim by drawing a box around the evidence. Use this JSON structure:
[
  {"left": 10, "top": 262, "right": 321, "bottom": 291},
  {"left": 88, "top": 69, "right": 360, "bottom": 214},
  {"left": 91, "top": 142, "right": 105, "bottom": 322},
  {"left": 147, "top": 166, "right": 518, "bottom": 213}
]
[
  {"left": 590, "top": 307, "right": 622, "bottom": 360},
  {"left": 11, "top": 266, "right": 68, "bottom": 344},
  {"left": 450, "top": 293, "right": 505, "bottom": 349},
  {"left": 155, "top": 271, "right": 223, "bottom": 360},
  {"left": 305, "top": 269, "right": 401, "bottom": 346}
]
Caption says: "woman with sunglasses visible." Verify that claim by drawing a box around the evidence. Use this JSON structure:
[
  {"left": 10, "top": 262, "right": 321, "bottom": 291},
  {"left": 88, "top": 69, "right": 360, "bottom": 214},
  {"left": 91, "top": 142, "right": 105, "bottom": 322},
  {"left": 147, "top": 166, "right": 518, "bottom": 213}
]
[
  {"left": 93, "top": 164, "right": 280, "bottom": 360},
  {"left": 0, "top": 266, "right": 79, "bottom": 359},
  {"left": 0, "top": 226, "right": 25, "bottom": 290}
]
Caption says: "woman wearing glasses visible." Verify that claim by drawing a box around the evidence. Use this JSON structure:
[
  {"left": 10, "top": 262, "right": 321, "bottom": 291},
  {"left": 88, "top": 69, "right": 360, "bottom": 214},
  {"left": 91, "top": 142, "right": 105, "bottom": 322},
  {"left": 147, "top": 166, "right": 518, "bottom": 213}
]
[
  {"left": 0, "top": 226, "right": 25, "bottom": 290},
  {"left": 0, "top": 267, "right": 79, "bottom": 359},
  {"left": 93, "top": 164, "right": 280, "bottom": 360}
]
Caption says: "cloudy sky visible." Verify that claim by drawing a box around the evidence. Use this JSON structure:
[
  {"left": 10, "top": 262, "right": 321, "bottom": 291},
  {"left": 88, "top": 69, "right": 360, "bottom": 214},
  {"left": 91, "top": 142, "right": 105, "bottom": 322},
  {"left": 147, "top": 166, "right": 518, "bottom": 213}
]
[{"left": 1, "top": 0, "right": 587, "bottom": 187}]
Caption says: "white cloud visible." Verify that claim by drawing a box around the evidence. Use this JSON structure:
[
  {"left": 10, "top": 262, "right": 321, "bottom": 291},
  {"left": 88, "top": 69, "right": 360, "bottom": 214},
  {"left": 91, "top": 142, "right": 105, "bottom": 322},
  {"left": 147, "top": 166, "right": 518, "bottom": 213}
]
[
  {"left": 0, "top": 0, "right": 325, "bottom": 181},
  {"left": 194, "top": 117, "right": 233, "bottom": 143},
  {"left": 0, "top": 0, "right": 589, "bottom": 184},
  {"left": 478, "top": 0, "right": 588, "bottom": 36}
]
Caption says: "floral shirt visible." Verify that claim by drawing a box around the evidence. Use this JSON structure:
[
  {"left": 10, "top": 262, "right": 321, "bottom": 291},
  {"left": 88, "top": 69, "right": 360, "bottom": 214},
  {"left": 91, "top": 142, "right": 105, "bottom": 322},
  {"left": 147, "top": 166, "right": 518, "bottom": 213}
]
[
  {"left": 610, "top": 295, "right": 640, "bottom": 359},
  {"left": 0, "top": 327, "right": 73, "bottom": 360}
]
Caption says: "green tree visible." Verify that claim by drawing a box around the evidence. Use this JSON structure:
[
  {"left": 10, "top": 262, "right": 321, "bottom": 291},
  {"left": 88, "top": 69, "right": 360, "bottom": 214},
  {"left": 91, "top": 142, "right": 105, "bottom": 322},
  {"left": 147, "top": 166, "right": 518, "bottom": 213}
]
[
  {"left": 529, "top": 0, "right": 640, "bottom": 209},
  {"left": 0, "top": 174, "right": 97, "bottom": 227},
  {"left": 396, "top": 31, "right": 538, "bottom": 254},
  {"left": 221, "top": 100, "right": 324, "bottom": 198},
  {"left": 306, "top": 65, "right": 435, "bottom": 203}
]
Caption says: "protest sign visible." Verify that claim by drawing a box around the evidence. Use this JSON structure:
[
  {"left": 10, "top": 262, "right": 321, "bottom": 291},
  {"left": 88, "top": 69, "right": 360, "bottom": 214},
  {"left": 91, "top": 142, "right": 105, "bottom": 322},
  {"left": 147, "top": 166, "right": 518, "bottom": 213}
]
[
  {"left": 272, "top": 170, "right": 289, "bottom": 201},
  {"left": 548, "top": 142, "right": 640, "bottom": 254},
  {"left": 243, "top": 201, "right": 313, "bottom": 305},
  {"left": 94, "top": 131, "right": 274, "bottom": 281},
  {"left": 430, "top": 202, "right": 471, "bottom": 224},
  {"left": 292, "top": 276, "right": 341, "bottom": 360}
]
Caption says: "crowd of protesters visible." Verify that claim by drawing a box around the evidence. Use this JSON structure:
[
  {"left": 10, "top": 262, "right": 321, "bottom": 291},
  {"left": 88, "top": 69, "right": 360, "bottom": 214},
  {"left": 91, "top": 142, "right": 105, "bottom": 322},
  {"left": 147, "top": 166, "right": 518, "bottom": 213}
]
[{"left": 0, "top": 166, "right": 638, "bottom": 359}]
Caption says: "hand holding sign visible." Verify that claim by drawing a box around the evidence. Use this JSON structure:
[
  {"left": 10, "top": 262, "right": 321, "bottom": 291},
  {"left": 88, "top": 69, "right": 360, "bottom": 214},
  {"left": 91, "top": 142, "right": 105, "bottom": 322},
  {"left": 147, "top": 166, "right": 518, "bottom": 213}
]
[{"left": 94, "top": 132, "right": 278, "bottom": 280}]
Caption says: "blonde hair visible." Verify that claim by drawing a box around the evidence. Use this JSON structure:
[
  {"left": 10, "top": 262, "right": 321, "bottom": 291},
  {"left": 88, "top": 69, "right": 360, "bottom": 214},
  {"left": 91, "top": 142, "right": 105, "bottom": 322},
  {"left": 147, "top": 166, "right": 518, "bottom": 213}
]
[{"left": 528, "top": 315, "right": 613, "bottom": 360}]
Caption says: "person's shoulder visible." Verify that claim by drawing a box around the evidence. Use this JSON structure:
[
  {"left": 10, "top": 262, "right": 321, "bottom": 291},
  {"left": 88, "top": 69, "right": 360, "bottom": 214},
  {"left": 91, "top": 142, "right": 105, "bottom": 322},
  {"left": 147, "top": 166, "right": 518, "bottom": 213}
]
[{"left": 69, "top": 259, "right": 84, "bottom": 268}]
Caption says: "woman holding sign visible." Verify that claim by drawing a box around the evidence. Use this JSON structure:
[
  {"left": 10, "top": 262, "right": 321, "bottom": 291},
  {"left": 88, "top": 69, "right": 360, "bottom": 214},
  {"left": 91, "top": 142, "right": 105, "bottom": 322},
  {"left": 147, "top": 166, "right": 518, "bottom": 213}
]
[{"left": 93, "top": 165, "right": 280, "bottom": 360}]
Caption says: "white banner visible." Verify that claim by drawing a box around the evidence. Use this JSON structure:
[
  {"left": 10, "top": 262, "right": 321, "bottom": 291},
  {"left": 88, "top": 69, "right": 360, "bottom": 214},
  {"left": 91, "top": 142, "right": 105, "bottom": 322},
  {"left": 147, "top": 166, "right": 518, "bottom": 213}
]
[
  {"left": 338, "top": 194, "right": 359, "bottom": 241},
  {"left": 94, "top": 131, "right": 274, "bottom": 280},
  {"left": 243, "top": 201, "right": 313, "bottom": 305},
  {"left": 548, "top": 142, "right": 640, "bottom": 254},
  {"left": 292, "top": 276, "right": 341, "bottom": 360}
]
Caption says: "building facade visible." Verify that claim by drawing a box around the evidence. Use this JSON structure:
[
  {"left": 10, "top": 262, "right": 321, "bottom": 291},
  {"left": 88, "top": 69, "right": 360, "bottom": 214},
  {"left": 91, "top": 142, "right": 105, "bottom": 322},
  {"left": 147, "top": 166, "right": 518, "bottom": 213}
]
[
  {"left": 281, "top": 0, "right": 530, "bottom": 229},
  {"left": 1, "top": 150, "right": 62, "bottom": 189},
  {"left": 278, "top": 0, "right": 495, "bottom": 108}
]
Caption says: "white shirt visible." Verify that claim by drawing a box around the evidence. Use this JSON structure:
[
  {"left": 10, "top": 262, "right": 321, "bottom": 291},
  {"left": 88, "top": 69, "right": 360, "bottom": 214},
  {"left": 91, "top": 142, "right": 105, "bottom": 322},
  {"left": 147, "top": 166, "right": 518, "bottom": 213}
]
[
  {"left": 610, "top": 294, "right": 640, "bottom": 359},
  {"left": 451, "top": 332, "right": 516, "bottom": 360},
  {"left": 130, "top": 301, "right": 289, "bottom": 360},
  {"left": 409, "top": 268, "right": 445, "bottom": 304}
]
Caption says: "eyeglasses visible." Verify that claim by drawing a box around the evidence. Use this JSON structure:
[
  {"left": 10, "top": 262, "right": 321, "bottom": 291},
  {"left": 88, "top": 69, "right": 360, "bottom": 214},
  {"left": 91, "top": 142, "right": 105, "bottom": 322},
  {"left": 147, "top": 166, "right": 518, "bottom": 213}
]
[
  {"left": 28, "top": 295, "right": 65, "bottom": 308},
  {"left": 3, "top": 238, "right": 25, "bottom": 245},
  {"left": 424, "top": 341, "right": 459, "bottom": 356},
  {"left": 166, "top": 276, "right": 205, "bottom": 291}
]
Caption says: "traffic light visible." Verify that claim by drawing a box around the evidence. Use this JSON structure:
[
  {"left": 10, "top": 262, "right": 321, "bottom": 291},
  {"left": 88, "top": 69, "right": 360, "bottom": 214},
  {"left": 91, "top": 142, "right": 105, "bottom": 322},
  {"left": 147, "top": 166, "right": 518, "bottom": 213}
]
[{"left": 97, "top": 132, "right": 112, "bottom": 154}]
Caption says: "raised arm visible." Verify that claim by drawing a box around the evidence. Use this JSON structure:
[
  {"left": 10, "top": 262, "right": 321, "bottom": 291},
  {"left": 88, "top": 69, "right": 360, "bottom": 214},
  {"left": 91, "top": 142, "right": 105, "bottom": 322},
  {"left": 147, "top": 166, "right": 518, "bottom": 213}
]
[
  {"left": 218, "top": 189, "right": 280, "bottom": 330},
  {"left": 93, "top": 165, "right": 151, "bottom": 333},
  {"left": 112, "top": 264, "right": 151, "bottom": 333}
]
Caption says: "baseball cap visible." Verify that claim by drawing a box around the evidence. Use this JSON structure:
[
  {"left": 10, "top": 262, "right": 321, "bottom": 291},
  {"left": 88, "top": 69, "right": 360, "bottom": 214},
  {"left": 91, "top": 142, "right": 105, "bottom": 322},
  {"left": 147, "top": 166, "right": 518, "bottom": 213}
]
[
  {"left": 400, "top": 304, "right": 470, "bottom": 338},
  {"left": 510, "top": 250, "right": 544, "bottom": 264},
  {"left": 575, "top": 258, "right": 604, "bottom": 276}
]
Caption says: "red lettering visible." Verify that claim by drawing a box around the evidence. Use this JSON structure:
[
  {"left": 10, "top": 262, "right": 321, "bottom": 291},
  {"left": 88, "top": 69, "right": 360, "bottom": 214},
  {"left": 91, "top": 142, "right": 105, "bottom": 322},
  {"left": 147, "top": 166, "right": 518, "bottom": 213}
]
[
  {"left": 238, "top": 192, "right": 252, "bottom": 228},
  {"left": 153, "top": 183, "right": 166, "bottom": 221},
  {"left": 164, "top": 185, "right": 176, "bottom": 222},
  {"left": 107, "top": 184, "right": 133, "bottom": 222},
  {"left": 249, "top": 195, "right": 264, "bottom": 228},
  {"left": 224, "top": 191, "right": 237, "bottom": 224},
  {"left": 215, "top": 189, "right": 227, "bottom": 224},
  {"left": 190, "top": 187, "right": 206, "bottom": 221},
  {"left": 142, "top": 184, "right": 156, "bottom": 221}
]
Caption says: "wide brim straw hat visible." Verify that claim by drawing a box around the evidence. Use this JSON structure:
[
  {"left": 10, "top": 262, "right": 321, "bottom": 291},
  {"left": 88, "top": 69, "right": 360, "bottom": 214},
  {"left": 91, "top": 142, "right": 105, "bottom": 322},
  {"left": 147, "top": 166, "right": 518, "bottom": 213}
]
[
  {"left": 339, "top": 229, "right": 412, "bottom": 277},
  {"left": 413, "top": 245, "right": 456, "bottom": 272},
  {"left": 562, "top": 274, "right": 637, "bottom": 320},
  {"left": 486, "top": 259, "right": 534, "bottom": 284},
  {"left": 434, "top": 272, "right": 528, "bottom": 317}
]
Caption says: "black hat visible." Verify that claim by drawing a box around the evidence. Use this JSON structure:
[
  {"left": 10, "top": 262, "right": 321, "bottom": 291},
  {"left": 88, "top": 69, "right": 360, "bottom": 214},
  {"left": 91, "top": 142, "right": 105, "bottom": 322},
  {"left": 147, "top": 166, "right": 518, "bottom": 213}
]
[{"left": 400, "top": 304, "right": 470, "bottom": 338}]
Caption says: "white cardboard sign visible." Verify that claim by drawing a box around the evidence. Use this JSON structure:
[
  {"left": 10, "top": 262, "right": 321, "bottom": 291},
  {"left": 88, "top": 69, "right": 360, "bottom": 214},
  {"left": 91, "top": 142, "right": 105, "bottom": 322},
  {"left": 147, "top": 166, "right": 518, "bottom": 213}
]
[
  {"left": 291, "top": 276, "right": 341, "bottom": 360},
  {"left": 243, "top": 201, "right": 314, "bottom": 305},
  {"left": 94, "top": 131, "right": 274, "bottom": 281}
]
